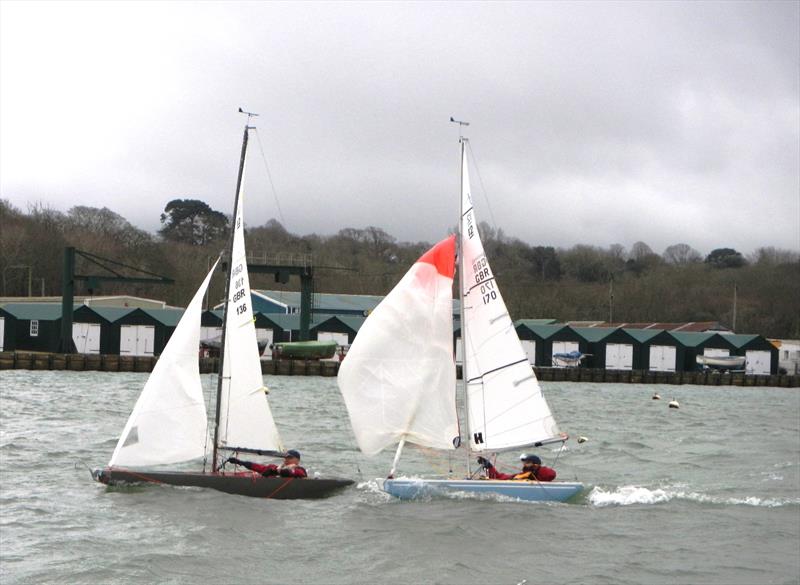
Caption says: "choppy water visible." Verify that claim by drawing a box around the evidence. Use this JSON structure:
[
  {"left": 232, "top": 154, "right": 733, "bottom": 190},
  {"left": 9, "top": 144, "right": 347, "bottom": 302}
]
[{"left": 1, "top": 370, "right": 798, "bottom": 585}]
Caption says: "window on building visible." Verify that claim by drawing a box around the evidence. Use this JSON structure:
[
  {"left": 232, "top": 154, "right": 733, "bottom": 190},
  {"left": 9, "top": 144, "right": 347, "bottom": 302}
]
[{"left": 30, "top": 320, "right": 39, "bottom": 337}]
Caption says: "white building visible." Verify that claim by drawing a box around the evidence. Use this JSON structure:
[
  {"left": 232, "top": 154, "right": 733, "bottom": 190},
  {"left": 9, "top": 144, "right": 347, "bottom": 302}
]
[{"left": 771, "top": 339, "right": 800, "bottom": 375}]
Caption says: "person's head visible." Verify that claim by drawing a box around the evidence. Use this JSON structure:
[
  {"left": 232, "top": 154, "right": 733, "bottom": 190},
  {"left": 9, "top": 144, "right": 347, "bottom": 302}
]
[
  {"left": 520, "top": 454, "right": 541, "bottom": 469},
  {"left": 283, "top": 449, "right": 301, "bottom": 465}
]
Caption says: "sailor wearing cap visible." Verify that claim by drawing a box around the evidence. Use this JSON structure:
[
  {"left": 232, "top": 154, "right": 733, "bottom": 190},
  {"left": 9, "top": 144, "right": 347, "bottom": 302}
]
[
  {"left": 476, "top": 453, "right": 557, "bottom": 482},
  {"left": 226, "top": 449, "right": 308, "bottom": 478}
]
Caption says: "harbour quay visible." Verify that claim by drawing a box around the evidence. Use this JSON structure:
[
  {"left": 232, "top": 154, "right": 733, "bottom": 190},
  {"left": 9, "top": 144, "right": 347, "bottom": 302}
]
[
  {"left": 0, "top": 351, "right": 338, "bottom": 378},
  {"left": 1, "top": 350, "right": 797, "bottom": 387}
]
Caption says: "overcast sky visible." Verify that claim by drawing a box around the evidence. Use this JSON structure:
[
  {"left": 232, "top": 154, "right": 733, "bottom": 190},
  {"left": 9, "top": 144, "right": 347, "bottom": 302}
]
[{"left": 1, "top": 1, "right": 798, "bottom": 256}]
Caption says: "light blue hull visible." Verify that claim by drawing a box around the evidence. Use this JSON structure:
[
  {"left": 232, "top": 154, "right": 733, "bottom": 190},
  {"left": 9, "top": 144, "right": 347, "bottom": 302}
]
[{"left": 381, "top": 478, "right": 584, "bottom": 502}]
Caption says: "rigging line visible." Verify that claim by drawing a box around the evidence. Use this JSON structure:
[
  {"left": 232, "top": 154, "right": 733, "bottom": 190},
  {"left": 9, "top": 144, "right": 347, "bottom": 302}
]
[
  {"left": 252, "top": 128, "right": 287, "bottom": 227},
  {"left": 551, "top": 442, "right": 566, "bottom": 467},
  {"left": 466, "top": 140, "right": 498, "bottom": 230},
  {"left": 466, "top": 357, "right": 529, "bottom": 383}
]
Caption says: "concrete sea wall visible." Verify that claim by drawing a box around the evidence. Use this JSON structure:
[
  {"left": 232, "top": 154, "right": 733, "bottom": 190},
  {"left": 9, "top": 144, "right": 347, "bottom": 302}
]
[{"left": 0, "top": 351, "right": 797, "bottom": 387}]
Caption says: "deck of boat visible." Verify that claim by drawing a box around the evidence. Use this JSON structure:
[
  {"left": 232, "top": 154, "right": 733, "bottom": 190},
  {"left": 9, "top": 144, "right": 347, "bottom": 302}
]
[{"left": 93, "top": 467, "right": 354, "bottom": 499}]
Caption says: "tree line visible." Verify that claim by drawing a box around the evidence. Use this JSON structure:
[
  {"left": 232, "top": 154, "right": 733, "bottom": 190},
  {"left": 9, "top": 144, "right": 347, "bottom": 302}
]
[{"left": 1, "top": 198, "right": 798, "bottom": 338}]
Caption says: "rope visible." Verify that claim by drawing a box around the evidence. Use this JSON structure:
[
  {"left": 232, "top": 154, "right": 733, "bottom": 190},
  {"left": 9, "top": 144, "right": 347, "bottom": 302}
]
[
  {"left": 74, "top": 460, "right": 93, "bottom": 473},
  {"left": 465, "top": 140, "right": 498, "bottom": 232},
  {"left": 252, "top": 128, "right": 286, "bottom": 226},
  {"left": 263, "top": 477, "right": 294, "bottom": 499},
  {"left": 550, "top": 440, "right": 567, "bottom": 467}
]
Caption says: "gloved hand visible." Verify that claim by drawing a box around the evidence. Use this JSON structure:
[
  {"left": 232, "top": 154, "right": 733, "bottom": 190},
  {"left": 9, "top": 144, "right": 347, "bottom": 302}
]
[
  {"left": 227, "top": 457, "right": 242, "bottom": 466},
  {"left": 477, "top": 456, "right": 492, "bottom": 468}
]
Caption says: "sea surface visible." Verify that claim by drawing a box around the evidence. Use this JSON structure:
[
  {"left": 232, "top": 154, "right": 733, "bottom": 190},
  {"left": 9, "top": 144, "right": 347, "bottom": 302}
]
[{"left": 0, "top": 370, "right": 798, "bottom": 585}]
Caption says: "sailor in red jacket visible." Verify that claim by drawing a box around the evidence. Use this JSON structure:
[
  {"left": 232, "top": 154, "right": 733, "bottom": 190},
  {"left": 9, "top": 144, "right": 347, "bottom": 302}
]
[
  {"left": 226, "top": 449, "right": 308, "bottom": 478},
  {"left": 477, "top": 453, "right": 557, "bottom": 482}
]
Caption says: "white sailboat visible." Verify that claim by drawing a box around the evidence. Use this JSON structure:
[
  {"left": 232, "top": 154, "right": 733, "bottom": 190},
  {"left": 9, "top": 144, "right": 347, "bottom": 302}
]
[
  {"left": 338, "top": 133, "right": 583, "bottom": 502},
  {"left": 93, "top": 118, "right": 353, "bottom": 499}
]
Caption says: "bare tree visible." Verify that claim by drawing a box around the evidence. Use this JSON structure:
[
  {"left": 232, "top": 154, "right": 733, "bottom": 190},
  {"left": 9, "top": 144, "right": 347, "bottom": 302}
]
[
  {"left": 749, "top": 246, "right": 800, "bottom": 265},
  {"left": 663, "top": 243, "right": 702, "bottom": 265}
]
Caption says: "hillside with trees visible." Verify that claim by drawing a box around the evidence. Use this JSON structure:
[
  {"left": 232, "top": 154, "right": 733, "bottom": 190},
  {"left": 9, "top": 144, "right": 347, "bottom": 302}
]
[{"left": 1, "top": 198, "right": 798, "bottom": 338}]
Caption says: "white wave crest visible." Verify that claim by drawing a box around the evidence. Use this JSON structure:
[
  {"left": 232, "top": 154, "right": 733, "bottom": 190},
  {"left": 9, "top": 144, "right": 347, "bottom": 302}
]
[
  {"left": 590, "top": 485, "right": 672, "bottom": 506},
  {"left": 356, "top": 478, "right": 389, "bottom": 494},
  {"left": 589, "top": 485, "right": 799, "bottom": 508}
]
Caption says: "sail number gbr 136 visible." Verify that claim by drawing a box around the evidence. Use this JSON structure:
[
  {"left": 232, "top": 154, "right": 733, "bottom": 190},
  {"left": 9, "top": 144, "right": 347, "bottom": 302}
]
[
  {"left": 472, "top": 256, "right": 497, "bottom": 305},
  {"left": 231, "top": 265, "right": 249, "bottom": 316}
]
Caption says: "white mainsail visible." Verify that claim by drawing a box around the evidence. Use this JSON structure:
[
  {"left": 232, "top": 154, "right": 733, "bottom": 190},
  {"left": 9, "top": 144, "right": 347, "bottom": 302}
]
[
  {"left": 110, "top": 262, "right": 218, "bottom": 467},
  {"left": 216, "top": 177, "right": 284, "bottom": 455},
  {"left": 459, "top": 144, "right": 560, "bottom": 452},
  {"left": 338, "top": 236, "right": 460, "bottom": 456}
]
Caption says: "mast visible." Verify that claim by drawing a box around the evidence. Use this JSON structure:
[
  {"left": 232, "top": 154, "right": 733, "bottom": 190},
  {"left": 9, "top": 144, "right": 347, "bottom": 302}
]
[
  {"left": 458, "top": 135, "right": 471, "bottom": 477},
  {"left": 211, "top": 118, "right": 251, "bottom": 472}
]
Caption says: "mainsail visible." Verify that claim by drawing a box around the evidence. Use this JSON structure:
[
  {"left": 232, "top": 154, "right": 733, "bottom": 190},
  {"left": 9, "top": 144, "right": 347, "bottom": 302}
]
[
  {"left": 338, "top": 236, "right": 460, "bottom": 456},
  {"left": 96, "top": 117, "right": 355, "bottom": 499},
  {"left": 109, "top": 262, "right": 218, "bottom": 467},
  {"left": 459, "top": 143, "right": 560, "bottom": 452},
  {"left": 216, "top": 174, "right": 284, "bottom": 456}
]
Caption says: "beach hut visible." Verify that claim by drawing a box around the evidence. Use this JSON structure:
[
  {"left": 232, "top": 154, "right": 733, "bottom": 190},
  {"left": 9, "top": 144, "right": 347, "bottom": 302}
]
[
  {"left": 547, "top": 325, "right": 593, "bottom": 366},
  {"left": 515, "top": 321, "right": 569, "bottom": 366},
  {"left": 72, "top": 305, "right": 134, "bottom": 355},
  {"left": 0, "top": 306, "right": 11, "bottom": 351},
  {"left": 311, "top": 315, "right": 364, "bottom": 346},
  {"left": 112, "top": 308, "right": 181, "bottom": 356},
  {"left": 624, "top": 328, "right": 684, "bottom": 372},
  {"left": 724, "top": 334, "right": 778, "bottom": 375},
  {"left": 0, "top": 303, "right": 63, "bottom": 353},
  {"left": 571, "top": 327, "right": 643, "bottom": 370},
  {"left": 200, "top": 310, "right": 224, "bottom": 343},
  {"left": 253, "top": 313, "right": 297, "bottom": 346},
  {"left": 668, "top": 331, "right": 738, "bottom": 371}
]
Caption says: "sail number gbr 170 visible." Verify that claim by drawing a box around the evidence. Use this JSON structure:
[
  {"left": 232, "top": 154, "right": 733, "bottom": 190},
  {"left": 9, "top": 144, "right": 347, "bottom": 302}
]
[{"left": 472, "top": 256, "right": 497, "bottom": 305}]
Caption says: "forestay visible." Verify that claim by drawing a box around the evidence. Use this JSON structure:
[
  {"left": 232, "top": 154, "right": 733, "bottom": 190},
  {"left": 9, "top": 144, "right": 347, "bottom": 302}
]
[
  {"left": 110, "top": 262, "right": 218, "bottom": 467},
  {"left": 338, "top": 236, "right": 460, "bottom": 456},
  {"left": 217, "top": 180, "right": 284, "bottom": 455},
  {"left": 459, "top": 146, "right": 560, "bottom": 452}
]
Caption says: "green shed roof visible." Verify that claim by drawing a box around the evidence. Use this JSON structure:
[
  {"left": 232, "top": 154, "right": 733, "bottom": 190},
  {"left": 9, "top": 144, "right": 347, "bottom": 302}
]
[
  {"left": 82, "top": 306, "right": 136, "bottom": 322},
  {"left": 515, "top": 322, "right": 568, "bottom": 339},
  {"left": 570, "top": 326, "right": 619, "bottom": 342},
  {"left": 312, "top": 314, "right": 366, "bottom": 332},
  {"left": 256, "top": 313, "right": 295, "bottom": 329},
  {"left": 0, "top": 303, "right": 72, "bottom": 320},
  {"left": 720, "top": 334, "right": 760, "bottom": 348},
  {"left": 623, "top": 328, "right": 667, "bottom": 343},
  {"left": 140, "top": 308, "right": 185, "bottom": 327},
  {"left": 668, "top": 331, "right": 716, "bottom": 347}
]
